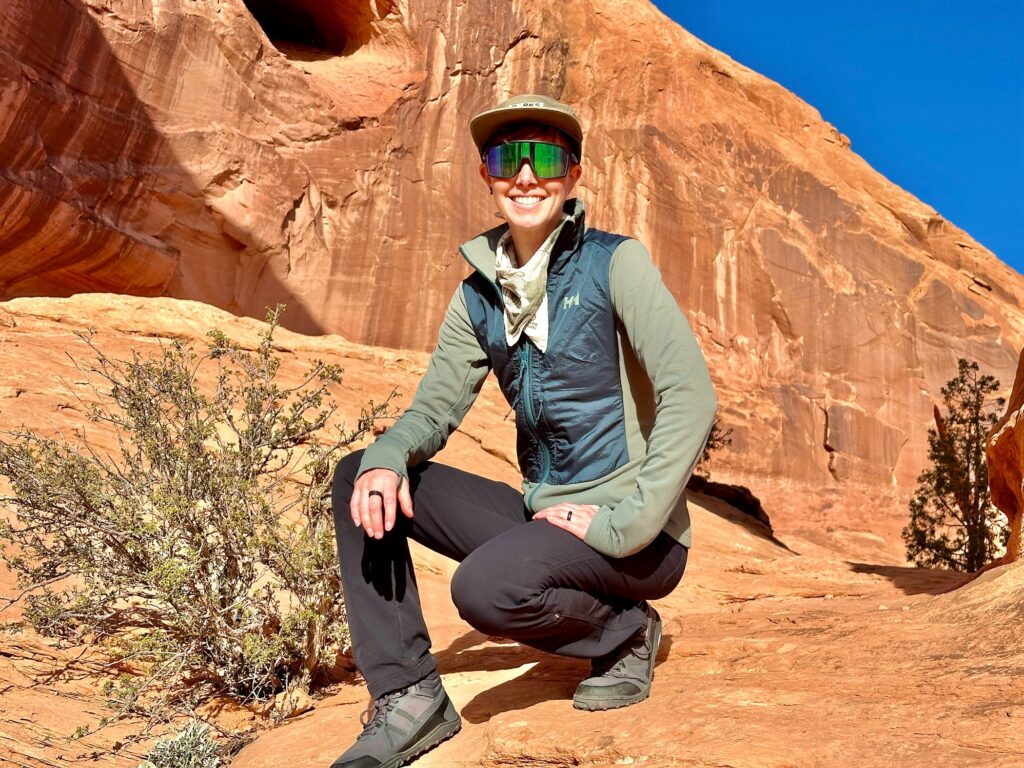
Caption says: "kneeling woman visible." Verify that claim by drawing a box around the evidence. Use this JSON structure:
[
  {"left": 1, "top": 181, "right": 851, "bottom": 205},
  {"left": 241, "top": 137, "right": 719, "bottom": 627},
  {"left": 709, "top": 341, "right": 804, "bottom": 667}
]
[{"left": 330, "top": 93, "right": 717, "bottom": 768}]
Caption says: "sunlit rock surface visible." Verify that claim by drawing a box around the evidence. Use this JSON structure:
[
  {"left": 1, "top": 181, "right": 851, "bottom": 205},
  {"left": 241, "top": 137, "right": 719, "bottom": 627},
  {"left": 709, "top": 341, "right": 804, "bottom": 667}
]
[
  {"left": 988, "top": 348, "right": 1024, "bottom": 564},
  {"left": 1, "top": 295, "right": 1022, "bottom": 767},
  {"left": 2, "top": 0, "right": 1022, "bottom": 555}
]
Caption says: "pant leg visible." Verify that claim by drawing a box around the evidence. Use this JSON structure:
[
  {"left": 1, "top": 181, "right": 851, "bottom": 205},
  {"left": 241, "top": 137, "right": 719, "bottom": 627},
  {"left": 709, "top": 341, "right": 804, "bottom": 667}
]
[
  {"left": 450, "top": 519, "right": 687, "bottom": 658},
  {"left": 332, "top": 450, "right": 528, "bottom": 699}
]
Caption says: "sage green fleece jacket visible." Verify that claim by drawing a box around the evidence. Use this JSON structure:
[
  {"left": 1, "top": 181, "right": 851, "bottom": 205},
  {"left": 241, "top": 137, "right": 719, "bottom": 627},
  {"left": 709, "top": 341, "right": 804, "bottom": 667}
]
[{"left": 357, "top": 217, "right": 717, "bottom": 558}]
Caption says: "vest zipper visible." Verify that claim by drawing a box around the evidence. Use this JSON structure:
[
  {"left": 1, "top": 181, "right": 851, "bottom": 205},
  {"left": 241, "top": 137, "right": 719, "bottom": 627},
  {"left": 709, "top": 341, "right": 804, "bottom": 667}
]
[
  {"left": 458, "top": 244, "right": 552, "bottom": 509},
  {"left": 519, "top": 343, "right": 551, "bottom": 510}
]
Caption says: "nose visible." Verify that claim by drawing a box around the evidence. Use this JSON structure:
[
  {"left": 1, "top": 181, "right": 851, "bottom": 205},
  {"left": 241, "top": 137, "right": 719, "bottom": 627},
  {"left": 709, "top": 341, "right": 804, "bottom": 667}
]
[{"left": 514, "top": 159, "right": 538, "bottom": 186}]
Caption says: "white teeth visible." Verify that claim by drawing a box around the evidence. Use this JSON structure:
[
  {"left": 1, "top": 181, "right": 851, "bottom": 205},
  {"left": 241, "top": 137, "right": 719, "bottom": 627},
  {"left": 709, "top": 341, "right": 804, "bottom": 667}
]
[{"left": 513, "top": 196, "right": 543, "bottom": 206}]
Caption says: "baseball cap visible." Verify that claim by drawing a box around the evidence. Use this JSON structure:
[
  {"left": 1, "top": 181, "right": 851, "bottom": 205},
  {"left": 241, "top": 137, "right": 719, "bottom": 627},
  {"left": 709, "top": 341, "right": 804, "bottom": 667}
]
[{"left": 469, "top": 93, "right": 583, "bottom": 155}]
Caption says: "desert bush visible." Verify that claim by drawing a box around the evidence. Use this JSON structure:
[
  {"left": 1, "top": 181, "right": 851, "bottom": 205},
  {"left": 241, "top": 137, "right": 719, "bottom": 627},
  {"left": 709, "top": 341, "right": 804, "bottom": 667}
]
[
  {"left": 0, "top": 306, "right": 393, "bottom": 731},
  {"left": 138, "top": 719, "right": 221, "bottom": 768},
  {"left": 902, "top": 358, "right": 1009, "bottom": 571}
]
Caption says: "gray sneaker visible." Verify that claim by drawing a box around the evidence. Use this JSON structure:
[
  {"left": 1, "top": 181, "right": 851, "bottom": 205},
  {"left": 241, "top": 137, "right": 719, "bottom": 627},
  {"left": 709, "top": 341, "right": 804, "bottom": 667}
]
[
  {"left": 572, "top": 602, "right": 662, "bottom": 711},
  {"left": 330, "top": 672, "right": 461, "bottom": 768}
]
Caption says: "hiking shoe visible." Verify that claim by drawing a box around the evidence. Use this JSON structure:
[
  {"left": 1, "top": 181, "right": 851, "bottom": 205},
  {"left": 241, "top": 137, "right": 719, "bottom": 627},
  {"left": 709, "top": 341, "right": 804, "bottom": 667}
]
[
  {"left": 329, "top": 672, "right": 461, "bottom": 768},
  {"left": 572, "top": 602, "right": 662, "bottom": 711}
]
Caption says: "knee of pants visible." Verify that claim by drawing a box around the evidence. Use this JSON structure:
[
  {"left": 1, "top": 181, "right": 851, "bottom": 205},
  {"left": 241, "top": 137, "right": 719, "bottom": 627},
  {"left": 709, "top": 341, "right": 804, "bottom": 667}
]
[
  {"left": 332, "top": 449, "right": 365, "bottom": 535},
  {"left": 450, "top": 554, "right": 527, "bottom": 636}
]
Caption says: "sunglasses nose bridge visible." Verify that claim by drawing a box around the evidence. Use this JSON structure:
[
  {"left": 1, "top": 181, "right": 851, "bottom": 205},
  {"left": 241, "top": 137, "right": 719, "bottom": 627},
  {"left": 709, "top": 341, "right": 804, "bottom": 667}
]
[{"left": 514, "top": 156, "right": 538, "bottom": 183}]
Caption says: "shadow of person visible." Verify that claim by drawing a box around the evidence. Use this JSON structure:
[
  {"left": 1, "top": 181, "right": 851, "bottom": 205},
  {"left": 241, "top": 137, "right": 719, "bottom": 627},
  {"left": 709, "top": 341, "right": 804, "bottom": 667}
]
[
  {"left": 437, "top": 626, "right": 677, "bottom": 723},
  {"left": 458, "top": 656, "right": 588, "bottom": 722},
  {"left": 435, "top": 630, "right": 544, "bottom": 676}
]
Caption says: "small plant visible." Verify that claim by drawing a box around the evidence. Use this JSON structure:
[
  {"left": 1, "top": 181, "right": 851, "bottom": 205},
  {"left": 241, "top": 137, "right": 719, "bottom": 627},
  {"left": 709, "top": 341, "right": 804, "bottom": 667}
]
[
  {"left": 138, "top": 719, "right": 221, "bottom": 768},
  {"left": 0, "top": 306, "right": 393, "bottom": 735},
  {"left": 902, "top": 358, "right": 1009, "bottom": 571},
  {"left": 694, "top": 415, "right": 732, "bottom": 479}
]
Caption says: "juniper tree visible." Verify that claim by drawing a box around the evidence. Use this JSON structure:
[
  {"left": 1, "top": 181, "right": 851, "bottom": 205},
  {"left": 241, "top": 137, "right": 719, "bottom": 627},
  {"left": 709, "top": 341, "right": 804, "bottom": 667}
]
[{"left": 902, "top": 358, "right": 1009, "bottom": 572}]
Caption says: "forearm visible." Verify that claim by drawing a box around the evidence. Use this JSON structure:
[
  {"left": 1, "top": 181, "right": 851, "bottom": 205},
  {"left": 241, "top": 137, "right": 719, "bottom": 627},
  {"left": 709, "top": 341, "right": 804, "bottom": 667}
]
[
  {"left": 358, "top": 285, "right": 490, "bottom": 478},
  {"left": 583, "top": 239, "right": 718, "bottom": 558}
]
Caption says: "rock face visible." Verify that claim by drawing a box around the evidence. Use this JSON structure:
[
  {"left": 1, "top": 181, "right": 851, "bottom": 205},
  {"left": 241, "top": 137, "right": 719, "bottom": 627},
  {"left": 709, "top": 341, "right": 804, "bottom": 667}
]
[
  {"left": 987, "top": 348, "right": 1024, "bottom": 563},
  {"left": 2, "top": 295, "right": 1022, "bottom": 768},
  {"left": 2, "top": 0, "right": 1023, "bottom": 553}
]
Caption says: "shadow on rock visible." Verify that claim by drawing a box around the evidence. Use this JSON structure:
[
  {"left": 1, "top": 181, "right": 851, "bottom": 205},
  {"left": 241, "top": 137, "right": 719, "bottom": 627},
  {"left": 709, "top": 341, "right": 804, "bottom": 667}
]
[
  {"left": 847, "top": 561, "right": 973, "bottom": 595},
  {"left": 437, "top": 629, "right": 677, "bottom": 723},
  {"left": 435, "top": 631, "right": 544, "bottom": 676},
  {"left": 688, "top": 488, "right": 798, "bottom": 554},
  {"left": 458, "top": 656, "right": 588, "bottom": 722}
]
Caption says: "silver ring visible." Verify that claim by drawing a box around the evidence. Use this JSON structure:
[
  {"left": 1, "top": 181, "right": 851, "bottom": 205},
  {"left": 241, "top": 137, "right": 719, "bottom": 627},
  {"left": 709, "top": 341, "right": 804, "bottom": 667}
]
[
  {"left": 368, "top": 490, "right": 384, "bottom": 501},
  {"left": 566, "top": 510, "right": 573, "bottom": 522}
]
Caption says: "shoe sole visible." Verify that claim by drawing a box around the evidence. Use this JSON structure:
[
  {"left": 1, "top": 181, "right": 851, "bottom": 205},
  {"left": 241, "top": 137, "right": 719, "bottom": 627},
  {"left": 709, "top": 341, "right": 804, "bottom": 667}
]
[
  {"left": 380, "top": 697, "right": 462, "bottom": 768},
  {"left": 572, "top": 610, "right": 663, "bottom": 712}
]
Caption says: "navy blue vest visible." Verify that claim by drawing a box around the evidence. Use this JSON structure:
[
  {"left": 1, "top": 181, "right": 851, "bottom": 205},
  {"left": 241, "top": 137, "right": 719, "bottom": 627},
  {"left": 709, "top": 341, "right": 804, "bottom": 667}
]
[{"left": 462, "top": 220, "right": 631, "bottom": 501}]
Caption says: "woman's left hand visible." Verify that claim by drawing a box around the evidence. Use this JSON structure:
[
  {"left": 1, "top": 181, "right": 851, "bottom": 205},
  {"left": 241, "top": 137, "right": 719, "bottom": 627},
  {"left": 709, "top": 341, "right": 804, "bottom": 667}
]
[{"left": 532, "top": 503, "right": 599, "bottom": 541}]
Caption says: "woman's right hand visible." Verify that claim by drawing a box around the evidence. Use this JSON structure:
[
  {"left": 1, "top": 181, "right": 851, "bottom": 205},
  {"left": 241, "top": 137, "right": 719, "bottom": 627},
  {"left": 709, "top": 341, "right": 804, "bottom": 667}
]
[{"left": 350, "top": 468, "right": 414, "bottom": 539}]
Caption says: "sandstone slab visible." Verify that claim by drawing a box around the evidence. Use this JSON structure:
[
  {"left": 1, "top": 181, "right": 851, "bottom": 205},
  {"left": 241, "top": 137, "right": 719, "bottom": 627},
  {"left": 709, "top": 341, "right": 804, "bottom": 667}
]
[{"left": 1, "top": 296, "right": 1021, "bottom": 767}]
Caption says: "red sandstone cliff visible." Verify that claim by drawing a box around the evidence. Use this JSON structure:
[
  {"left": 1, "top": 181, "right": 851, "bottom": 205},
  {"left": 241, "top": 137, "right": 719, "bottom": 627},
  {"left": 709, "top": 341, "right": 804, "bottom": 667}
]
[
  {"left": 987, "top": 349, "right": 1024, "bottom": 564},
  {"left": 2, "top": 0, "right": 1022, "bottom": 552}
]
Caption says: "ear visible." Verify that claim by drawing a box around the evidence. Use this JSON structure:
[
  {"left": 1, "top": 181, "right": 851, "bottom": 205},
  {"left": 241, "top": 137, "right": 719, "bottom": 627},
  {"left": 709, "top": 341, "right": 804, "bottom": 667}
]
[
  {"left": 565, "top": 162, "right": 582, "bottom": 195},
  {"left": 478, "top": 162, "right": 491, "bottom": 189}
]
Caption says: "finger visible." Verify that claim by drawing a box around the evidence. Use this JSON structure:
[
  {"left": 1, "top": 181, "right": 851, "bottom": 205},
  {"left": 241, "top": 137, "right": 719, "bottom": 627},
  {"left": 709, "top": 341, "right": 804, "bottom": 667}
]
[
  {"left": 532, "top": 504, "right": 565, "bottom": 520},
  {"left": 360, "top": 489, "right": 378, "bottom": 537},
  {"left": 383, "top": 482, "right": 397, "bottom": 532},
  {"left": 398, "top": 476, "right": 415, "bottom": 519},
  {"left": 541, "top": 512, "right": 566, "bottom": 528},
  {"left": 350, "top": 477, "right": 364, "bottom": 527},
  {"left": 369, "top": 491, "right": 385, "bottom": 539}
]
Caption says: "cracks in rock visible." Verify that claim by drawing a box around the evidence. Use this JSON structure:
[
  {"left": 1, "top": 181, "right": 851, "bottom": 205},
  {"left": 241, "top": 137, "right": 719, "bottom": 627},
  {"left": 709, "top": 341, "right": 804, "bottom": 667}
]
[
  {"left": 446, "top": 29, "right": 539, "bottom": 79},
  {"left": 289, "top": 115, "right": 381, "bottom": 146},
  {"left": 457, "top": 429, "right": 518, "bottom": 472},
  {"left": 821, "top": 403, "right": 838, "bottom": 481}
]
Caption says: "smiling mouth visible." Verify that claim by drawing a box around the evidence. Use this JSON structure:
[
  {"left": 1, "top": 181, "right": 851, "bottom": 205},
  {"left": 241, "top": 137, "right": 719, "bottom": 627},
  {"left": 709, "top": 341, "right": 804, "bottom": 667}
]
[{"left": 511, "top": 196, "right": 544, "bottom": 207}]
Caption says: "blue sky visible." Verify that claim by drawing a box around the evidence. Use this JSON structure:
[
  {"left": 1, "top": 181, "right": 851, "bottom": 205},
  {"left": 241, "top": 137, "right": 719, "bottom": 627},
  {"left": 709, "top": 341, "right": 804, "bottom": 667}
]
[{"left": 656, "top": 1, "right": 1024, "bottom": 275}]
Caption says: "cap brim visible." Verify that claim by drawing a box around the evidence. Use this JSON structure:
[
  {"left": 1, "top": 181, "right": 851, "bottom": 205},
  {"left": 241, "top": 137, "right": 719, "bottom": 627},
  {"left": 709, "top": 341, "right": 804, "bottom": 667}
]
[{"left": 470, "top": 107, "right": 583, "bottom": 153}]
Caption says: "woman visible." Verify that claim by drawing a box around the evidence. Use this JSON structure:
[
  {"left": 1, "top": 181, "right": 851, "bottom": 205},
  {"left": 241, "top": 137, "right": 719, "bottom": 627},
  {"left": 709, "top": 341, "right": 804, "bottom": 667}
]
[{"left": 330, "top": 93, "right": 717, "bottom": 768}]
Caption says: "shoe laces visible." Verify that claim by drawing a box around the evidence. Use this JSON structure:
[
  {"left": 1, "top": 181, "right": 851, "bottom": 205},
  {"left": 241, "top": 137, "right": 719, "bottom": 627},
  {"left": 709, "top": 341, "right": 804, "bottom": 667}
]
[
  {"left": 593, "top": 654, "right": 630, "bottom": 678},
  {"left": 357, "top": 688, "right": 406, "bottom": 738},
  {"left": 593, "top": 630, "right": 649, "bottom": 678}
]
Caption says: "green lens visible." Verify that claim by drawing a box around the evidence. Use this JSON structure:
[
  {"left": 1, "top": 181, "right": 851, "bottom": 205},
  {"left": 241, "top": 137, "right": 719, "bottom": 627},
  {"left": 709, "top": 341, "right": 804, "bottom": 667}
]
[
  {"left": 486, "top": 143, "right": 526, "bottom": 177},
  {"left": 531, "top": 142, "right": 567, "bottom": 178},
  {"left": 486, "top": 141, "right": 570, "bottom": 178}
]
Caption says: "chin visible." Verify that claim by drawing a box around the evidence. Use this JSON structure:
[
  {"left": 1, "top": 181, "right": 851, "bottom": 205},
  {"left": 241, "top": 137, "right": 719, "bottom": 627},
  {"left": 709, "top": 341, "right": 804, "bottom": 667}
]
[{"left": 504, "top": 200, "right": 561, "bottom": 228}]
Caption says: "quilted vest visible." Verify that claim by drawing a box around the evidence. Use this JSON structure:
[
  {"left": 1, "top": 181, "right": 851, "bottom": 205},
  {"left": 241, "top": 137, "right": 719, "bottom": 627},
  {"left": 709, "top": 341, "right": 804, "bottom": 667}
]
[{"left": 462, "top": 216, "right": 631, "bottom": 508}]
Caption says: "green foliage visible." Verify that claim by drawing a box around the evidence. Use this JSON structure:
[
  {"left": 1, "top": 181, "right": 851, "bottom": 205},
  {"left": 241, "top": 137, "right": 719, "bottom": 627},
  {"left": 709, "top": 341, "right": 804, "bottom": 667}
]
[
  {"left": 138, "top": 719, "right": 221, "bottom": 768},
  {"left": 902, "top": 358, "right": 1009, "bottom": 572},
  {"left": 0, "top": 306, "right": 393, "bottom": 732}
]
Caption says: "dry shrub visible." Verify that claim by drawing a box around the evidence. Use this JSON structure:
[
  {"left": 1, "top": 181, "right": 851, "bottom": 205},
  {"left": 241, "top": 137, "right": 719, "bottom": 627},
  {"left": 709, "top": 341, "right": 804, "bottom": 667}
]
[{"left": 0, "top": 306, "right": 393, "bottom": 743}]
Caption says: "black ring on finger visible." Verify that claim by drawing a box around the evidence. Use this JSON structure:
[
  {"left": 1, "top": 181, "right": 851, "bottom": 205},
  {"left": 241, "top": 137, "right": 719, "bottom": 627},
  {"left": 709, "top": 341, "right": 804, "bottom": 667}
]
[
  {"left": 567, "top": 510, "right": 573, "bottom": 522},
  {"left": 368, "top": 490, "right": 384, "bottom": 501}
]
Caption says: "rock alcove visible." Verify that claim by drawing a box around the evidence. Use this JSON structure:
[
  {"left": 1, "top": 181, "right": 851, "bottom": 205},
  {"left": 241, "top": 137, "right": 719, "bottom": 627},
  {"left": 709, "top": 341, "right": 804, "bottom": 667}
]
[{"left": 242, "top": 0, "right": 387, "bottom": 57}]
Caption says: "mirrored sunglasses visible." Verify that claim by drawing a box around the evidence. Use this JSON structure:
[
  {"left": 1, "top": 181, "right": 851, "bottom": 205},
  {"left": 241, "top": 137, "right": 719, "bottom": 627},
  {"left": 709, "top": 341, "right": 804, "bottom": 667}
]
[{"left": 483, "top": 140, "right": 576, "bottom": 179}]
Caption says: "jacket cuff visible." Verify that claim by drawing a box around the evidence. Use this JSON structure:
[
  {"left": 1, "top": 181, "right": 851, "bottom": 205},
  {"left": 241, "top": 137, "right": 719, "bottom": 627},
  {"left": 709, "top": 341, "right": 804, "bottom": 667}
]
[
  {"left": 357, "top": 441, "right": 409, "bottom": 480},
  {"left": 583, "top": 505, "right": 620, "bottom": 558}
]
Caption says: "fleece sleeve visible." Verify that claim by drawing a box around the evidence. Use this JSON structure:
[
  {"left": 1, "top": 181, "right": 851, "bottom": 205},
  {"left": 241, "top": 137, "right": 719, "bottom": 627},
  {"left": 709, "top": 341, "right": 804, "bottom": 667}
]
[
  {"left": 357, "top": 284, "right": 491, "bottom": 478},
  {"left": 582, "top": 239, "right": 718, "bottom": 558}
]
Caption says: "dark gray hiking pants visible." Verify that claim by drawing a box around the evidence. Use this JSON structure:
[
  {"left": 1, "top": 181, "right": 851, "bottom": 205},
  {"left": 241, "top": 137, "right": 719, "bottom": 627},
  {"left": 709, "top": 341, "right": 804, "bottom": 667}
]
[{"left": 331, "top": 450, "right": 688, "bottom": 699}]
